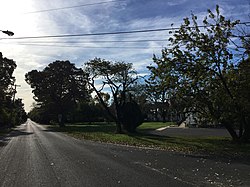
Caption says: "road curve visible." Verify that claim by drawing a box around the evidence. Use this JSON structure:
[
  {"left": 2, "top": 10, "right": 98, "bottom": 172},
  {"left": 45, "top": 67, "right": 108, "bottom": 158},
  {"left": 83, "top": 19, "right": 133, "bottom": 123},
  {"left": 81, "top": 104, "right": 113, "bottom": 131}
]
[{"left": 0, "top": 120, "right": 249, "bottom": 187}]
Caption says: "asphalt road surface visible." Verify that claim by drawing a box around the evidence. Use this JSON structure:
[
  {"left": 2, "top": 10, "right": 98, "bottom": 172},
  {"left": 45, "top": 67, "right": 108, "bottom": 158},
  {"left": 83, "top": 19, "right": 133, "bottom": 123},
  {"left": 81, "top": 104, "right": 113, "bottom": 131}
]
[{"left": 0, "top": 120, "right": 249, "bottom": 187}]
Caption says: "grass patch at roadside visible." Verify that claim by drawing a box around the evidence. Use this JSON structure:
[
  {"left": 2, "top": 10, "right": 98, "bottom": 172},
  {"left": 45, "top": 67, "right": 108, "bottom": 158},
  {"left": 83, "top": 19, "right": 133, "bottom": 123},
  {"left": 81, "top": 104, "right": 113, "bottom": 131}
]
[
  {"left": 47, "top": 122, "right": 250, "bottom": 156},
  {"left": 137, "top": 122, "right": 175, "bottom": 131}
]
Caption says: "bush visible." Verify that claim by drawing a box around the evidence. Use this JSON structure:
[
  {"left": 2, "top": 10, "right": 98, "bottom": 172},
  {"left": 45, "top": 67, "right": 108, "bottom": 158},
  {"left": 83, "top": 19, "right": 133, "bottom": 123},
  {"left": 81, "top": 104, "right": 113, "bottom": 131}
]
[
  {"left": 0, "top": 108, "right": 10, "bottom": 127},
  {"left": 120, "top": 101, "right": 144, "bottom": 132}
]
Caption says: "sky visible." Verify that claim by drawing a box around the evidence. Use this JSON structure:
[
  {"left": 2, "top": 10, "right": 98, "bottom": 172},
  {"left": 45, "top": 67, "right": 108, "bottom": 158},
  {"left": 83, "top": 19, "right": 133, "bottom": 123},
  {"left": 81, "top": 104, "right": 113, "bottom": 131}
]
[{"left": 0, "top": 0, "right": 249, "bottom": 112}]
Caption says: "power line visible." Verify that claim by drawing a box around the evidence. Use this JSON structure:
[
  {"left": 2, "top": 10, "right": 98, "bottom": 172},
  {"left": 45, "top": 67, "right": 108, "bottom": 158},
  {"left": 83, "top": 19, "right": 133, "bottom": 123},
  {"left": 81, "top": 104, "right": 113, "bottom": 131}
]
[
  {"left": 25, "top": 0, "right": 124, "bottom": 14},
  {"left": 13, "top": 39, "right": 167, "bottom": 44},
  {"left": 0, "top": 28, "right": 181, "bottom": 40},
  {"left": 15, "top": 43, "right": 164, "bottom": 49},
  {"left": 1, "top": 22, "right": 249, "bottom": 41}
]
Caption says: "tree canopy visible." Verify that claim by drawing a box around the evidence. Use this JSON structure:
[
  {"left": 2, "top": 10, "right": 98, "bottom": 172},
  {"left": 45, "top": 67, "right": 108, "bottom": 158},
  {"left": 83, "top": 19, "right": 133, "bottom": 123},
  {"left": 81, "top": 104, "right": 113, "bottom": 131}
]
[
  {"left": 148, "top": 5, "right": 250, "bottom": 142},
  {"left": 25, "top": 60, "right": 90, "bottom": 126},
  {"left": 0, "top": 52, "right": 26, "bottom": 127},
  {"left": 84, "top": 58, "right": 143, "bottom": 133},
  {"left": 0, "top": 52, "right": 16, "bottom": 99}
]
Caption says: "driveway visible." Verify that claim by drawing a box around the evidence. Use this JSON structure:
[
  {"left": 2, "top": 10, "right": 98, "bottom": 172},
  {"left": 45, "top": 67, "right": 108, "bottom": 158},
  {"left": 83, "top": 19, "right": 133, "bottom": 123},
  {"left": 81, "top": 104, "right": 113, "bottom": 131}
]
[{"left": 151, "top": 127, "right": 231, "bottom": 137}]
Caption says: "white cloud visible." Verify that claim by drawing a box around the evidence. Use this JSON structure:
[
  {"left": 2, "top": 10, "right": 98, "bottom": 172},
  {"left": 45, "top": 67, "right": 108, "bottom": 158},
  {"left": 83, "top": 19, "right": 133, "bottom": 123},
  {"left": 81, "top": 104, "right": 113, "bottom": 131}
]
[{"left": 167, "top": 0, "right": 188, "bottom": 6}]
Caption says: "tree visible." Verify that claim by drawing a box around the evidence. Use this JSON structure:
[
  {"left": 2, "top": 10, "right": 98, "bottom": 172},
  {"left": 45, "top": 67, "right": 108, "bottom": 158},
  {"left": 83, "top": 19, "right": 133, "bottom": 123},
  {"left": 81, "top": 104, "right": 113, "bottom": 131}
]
[
  {"left": 67, "top": 97, "right": 111, "bottom": 123},
  {"left": 150, "top": 5, "right": 249, "bottom": 142},
  {"left": 0, "top": 52, "right": 26, "bottom": 127},
  {"left": 84, "top": 58, "right": 142, "bottom": 133},
  {"left": 146, "top": 61, "right": 181, "bottom": 122},
  {"left": 147, "top": 48, "right": 192, "bottom": 124},
  {"left": 25, "top": 60, "right": 90, "bottom": 126},
  {"left": 233, "top": 58, "right": 250, "bottom": 141},
  {"left": 12, "top": 98, "right": 27, "bottom": 125},
  {"left": 0, "top": 52, "right": 16, "bottom": 104}
]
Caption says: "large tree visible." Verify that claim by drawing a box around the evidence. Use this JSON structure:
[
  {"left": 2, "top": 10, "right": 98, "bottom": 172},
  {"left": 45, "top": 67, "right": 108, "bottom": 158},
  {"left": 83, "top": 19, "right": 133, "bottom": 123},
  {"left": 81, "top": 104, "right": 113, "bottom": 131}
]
[
  {"left": 149, "top": 5, "right": 249, "bottom": 142},
  {"left": 0, "top": 52, "right": 26, "bottom": 127},
  {"left": 0, "top": 52, "right": 16, "bottom": 102},
  {"left": 146, "top": 62, "right": 181, "bottom": 123},
  {"left": 84, "top": 58, "right": 143, "bottom": 133},
  {"left": 25, "top": 60, "right": 89, "bottom": 126}
]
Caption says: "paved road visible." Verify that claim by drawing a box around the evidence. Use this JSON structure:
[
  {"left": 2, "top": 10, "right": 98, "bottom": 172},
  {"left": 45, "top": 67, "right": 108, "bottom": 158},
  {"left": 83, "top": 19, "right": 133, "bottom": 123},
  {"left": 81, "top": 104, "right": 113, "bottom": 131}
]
[{"left": 0, "top": 120, "right": 249, "bottom": 187}]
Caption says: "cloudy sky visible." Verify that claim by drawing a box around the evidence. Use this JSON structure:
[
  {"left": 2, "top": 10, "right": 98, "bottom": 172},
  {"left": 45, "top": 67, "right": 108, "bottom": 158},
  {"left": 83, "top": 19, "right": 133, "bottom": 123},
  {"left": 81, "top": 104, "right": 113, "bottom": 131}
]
[{"left": 0, "top": 0, "right": 249, "bottom": 112}]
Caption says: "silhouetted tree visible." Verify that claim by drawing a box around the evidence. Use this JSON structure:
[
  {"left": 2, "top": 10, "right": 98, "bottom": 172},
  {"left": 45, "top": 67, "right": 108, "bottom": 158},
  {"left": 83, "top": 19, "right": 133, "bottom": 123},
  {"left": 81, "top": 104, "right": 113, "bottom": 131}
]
[
  {"left": 25, "top": 60, "right": 90, "bottom": 126},
  {"left": 0, "top": 52, "right": 26, "bottom": 127},
  {"left": 84, "top": 58, "right": 142, "bottom": 133}
]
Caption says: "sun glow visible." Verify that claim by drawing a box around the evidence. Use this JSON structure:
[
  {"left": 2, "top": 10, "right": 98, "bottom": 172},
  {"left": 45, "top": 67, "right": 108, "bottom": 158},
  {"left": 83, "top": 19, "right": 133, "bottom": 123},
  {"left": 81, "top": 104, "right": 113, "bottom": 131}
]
[
  {"left": 0, "top": 1, "right": 40, "bottom": 37},
  {"left": 0, "top": 1, "right": 41, "bottom": 112}
]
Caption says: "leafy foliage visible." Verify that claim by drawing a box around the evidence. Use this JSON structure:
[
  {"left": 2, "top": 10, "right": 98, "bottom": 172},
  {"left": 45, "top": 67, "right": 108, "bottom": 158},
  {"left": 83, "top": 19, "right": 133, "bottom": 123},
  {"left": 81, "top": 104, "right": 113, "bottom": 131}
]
[
  {"left": 0, "top": 52, "right": 26, "bottom": 127},
  {"left": 0, "top": 52, "right": 16, "bottom": 102},
  {"left": 26, "top": 60, "right": 90, "bottom": 126},
  {"left": 84, "top": 58, "right": 142, "bottom": 133},
  {"left": 148, "top": 5, "right": 250, "bottom": 142}
]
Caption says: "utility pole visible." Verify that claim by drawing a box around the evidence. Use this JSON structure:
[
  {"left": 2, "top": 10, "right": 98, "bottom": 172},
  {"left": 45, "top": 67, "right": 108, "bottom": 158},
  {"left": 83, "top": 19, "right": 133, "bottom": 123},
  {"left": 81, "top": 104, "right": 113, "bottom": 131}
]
[
  {"left": 13, "top": 84, "right": 21, "bottom": 103},
  {"left": 9, "top": 84, "right": 21, "bottom": 127}
]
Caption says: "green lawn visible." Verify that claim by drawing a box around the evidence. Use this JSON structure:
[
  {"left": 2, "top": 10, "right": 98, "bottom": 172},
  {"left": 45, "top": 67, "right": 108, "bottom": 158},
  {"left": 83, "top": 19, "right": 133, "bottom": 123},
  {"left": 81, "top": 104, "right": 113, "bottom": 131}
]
[
  {"left": 137, "top": 122, "right": 175, "bottom": 131},
  {"left": 48, "top": 122, "right": 250, "bottom": 157}
]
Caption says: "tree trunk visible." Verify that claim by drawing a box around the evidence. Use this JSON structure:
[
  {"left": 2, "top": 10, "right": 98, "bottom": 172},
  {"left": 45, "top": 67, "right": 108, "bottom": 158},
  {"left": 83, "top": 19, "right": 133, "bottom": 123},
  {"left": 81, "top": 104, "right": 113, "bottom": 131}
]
[
  {"left": 115, "top": 121, "right": 122, "bottom": 134},
  {"left": 115, "top": 105, "right": 124, "bottom": 134},
  {"left": 241, "top": 121, "right": 250, "bottom": 143},
  {"left": 239, "top": 122, "right": 243, "bottom": 138},
  {"left": 222, "top": 120, "right": 239, "bottom": 142},
  {"left": 58, "top": 113, "right": 65, "bottom": 127},
  {"left": 90, "top": 83, "right": 118, "bottom": 128},
  {"left": 161, "top": 110, "right": 166, "bottom": 123}
]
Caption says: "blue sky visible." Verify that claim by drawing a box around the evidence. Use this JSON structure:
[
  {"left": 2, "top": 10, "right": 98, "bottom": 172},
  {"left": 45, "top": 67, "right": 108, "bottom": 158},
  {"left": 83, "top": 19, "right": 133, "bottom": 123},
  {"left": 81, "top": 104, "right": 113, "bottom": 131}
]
[{"left": 0, "top": 0, "right": 249, "bottom": 111}]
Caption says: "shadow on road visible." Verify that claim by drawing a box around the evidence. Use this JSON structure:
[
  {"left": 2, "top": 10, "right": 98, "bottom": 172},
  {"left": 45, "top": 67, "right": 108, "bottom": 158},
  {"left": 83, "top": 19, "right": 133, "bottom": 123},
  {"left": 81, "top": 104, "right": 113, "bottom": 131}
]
[
  {"left": 0, "top": 129, "right": 33, "bottom": 147},
  {"left": 43, "top": 124, "right": 117, "bottom": 134},
  {"left": 8, "top": 129, "right": 33, "bottom": 137}
]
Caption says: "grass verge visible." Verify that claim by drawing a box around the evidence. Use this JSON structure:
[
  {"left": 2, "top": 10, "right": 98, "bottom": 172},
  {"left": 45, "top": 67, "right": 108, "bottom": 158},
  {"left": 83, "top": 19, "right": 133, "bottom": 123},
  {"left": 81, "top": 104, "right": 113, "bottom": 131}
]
[
  {"left": 137, "top": 122, "right": 175, "bottom": 131},
  {"left": 48, "top": 122, "right": 250, "bottom": 157}
]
